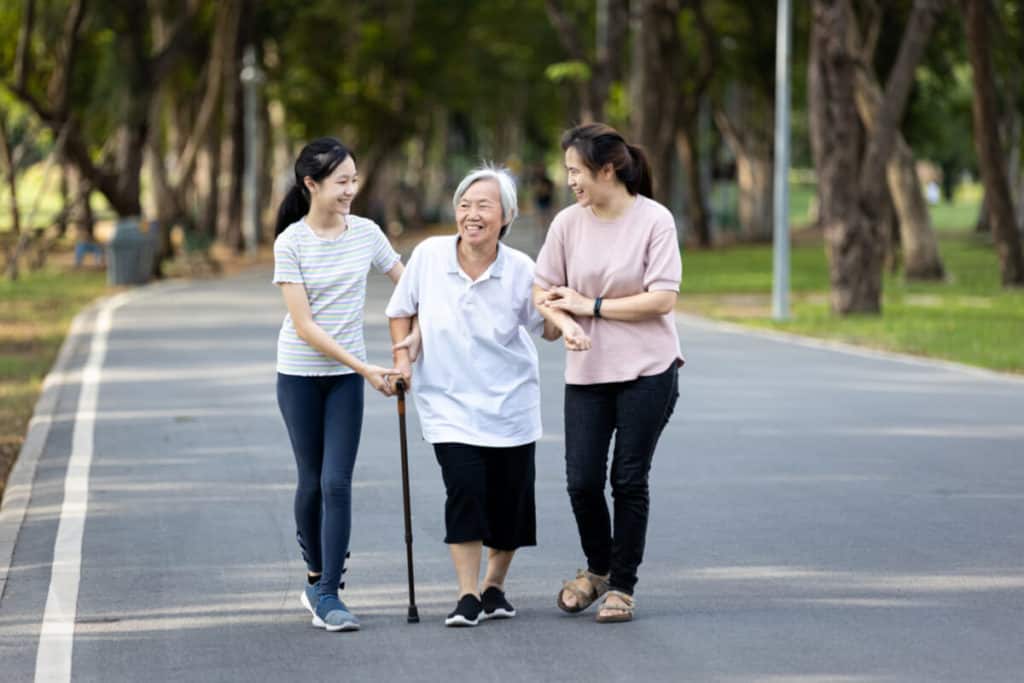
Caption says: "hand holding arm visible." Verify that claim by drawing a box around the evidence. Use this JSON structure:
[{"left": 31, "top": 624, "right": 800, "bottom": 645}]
[
  {"left": 532, "top": 285, "right": 591, "bottom": 351},
  {"left": 541, "top": 286, "right": 677, "bottom": 322}
]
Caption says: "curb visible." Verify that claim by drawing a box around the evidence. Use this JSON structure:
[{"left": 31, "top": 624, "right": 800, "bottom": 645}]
[
  {"left": 677, "top": 312, "right": 1024, "bottom": 385},
  {"left": 0, "top": 305, "right": 93, "bottom": 604}
]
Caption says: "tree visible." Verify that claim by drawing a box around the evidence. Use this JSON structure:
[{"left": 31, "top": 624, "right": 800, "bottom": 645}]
[
  {"left": 5, "top": 0, "right": 199, "bottom": 221},
  {"left": 711, "top": 0, "right": 797, "bottom": 242},
  {"left": 810, "top": 0, "right": 945, "bottom": 314},
  {"left": 961, "top": 0, "right": 1024, "bottom": 285},
  {"left": 631, "top": 0, "right": 716, "bottom": 246},
  {"left": 846, "top": 0, "right": 945, "bottom": 280},
  {"left": 544, "top": 0, "right": 629, "bottom": 123}
]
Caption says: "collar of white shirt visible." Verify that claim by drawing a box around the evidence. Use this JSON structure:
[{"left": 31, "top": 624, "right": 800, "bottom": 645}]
[{"left": 447, "top": 237, "right": 507, "bottom": 281}]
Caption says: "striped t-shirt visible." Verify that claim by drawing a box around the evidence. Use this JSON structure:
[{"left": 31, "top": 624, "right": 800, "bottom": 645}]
[{"left": 273, "top": 216, "right": 401, "bottom": 376}]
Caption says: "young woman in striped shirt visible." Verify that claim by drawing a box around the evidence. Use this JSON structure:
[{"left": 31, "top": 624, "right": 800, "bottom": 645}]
[{"left": 272, "top": 137, "right": 413, "bottom": 632}]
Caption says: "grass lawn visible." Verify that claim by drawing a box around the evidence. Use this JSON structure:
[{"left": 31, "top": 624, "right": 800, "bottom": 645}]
[
  {"left": 0, "top": 267, "right": 109, "bottom": 499},
  {"left": 680, "top": 235, "right": 1024, "bottom": 373}
]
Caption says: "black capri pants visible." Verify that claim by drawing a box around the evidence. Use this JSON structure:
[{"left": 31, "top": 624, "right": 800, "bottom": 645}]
[{"left": 433, "top": 442, "right": 537, "bottom": 550}]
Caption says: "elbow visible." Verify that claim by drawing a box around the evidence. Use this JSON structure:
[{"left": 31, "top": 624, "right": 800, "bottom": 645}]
[
  {"left": 655, "top": 293, "right": 678, "bottom": 315},
  {"left": 294, "top": 320, "right": 315, "bottom": 343}
]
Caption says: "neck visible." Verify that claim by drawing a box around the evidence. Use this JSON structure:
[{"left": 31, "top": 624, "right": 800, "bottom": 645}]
[
  {"left": 305, "top": 206, "right": 347, "bottom": 234},
  {"left": 590, "top": 186, "right": 635, "bottom": 221},
  {"left": 458, "top": 238, "right": 498, "bottom": 268}
]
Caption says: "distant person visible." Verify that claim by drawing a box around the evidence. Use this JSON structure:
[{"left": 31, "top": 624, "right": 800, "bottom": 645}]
[
  {"left": 534, "top": 123, "right": 683, "bottom": 623},
  {"left": 273, "top": 137, "right": 417, "bottom": 632},
  {"left": 73, "top": 223, "right": 104, "bottom": 268},
  {"left": 533, "top": 168, "right": 554, "bottom": 214},
  {"left": 386, "top": 165, "right": 560, "bottom": 627}
]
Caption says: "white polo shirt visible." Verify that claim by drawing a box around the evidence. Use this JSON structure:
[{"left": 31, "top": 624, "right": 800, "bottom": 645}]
[{"left": 385, "top": 236, "right": 545, "bottom": 447}]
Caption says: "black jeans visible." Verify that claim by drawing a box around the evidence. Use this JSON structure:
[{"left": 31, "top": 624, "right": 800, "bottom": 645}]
[{"left": 564, "top": 363, "right": 679, "bottom": 595}]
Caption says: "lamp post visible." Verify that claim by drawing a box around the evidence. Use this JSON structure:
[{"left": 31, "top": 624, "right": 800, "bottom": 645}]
[
  {"left": 240, "top": 45, "right": 265, "bottom": 256},
  {"left": 772, "top": 0, "right": 792, "bottom": 321}
]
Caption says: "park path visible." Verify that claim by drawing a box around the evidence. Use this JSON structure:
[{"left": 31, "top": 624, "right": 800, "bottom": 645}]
[{"left": 1, "top": 248, "right": 1023, "bottom": 682}]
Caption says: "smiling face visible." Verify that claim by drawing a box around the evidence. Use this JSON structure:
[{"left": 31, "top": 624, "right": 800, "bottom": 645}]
[
  {"left": 455, "top": 179, "right": 504, "bottom": 250},
  {"left": 565, "top": 146, "right": 607, "bottom": 209},
  {"left": 305, "top": 155, "right": 359, "bottom": 217}
]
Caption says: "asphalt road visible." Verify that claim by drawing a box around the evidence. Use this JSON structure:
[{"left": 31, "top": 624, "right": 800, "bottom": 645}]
[{"left": 2, "top": 255, "right": 1023, "bottom": 682}]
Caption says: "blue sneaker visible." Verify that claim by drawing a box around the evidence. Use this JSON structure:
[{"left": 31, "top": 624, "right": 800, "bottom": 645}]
[
  {"left": 313, "top": 594, "right": 360, "bottom": 632},
  {"left": 300, "top": 583, "right": 319, "bottom": 616}
]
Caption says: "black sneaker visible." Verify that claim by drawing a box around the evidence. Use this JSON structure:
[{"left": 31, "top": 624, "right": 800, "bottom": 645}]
[
  {"left": 445, "top": 594, "right": 482, "bottom": 627},
  {"left": 481, "top": 586, "right": 516, "bottom": 620}
]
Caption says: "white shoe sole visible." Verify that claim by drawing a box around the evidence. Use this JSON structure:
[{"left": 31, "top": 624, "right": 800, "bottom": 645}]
[
  {"left": 444, "top": 614, "right": 480, "bottom": 627},
  {"left": 480, "top": 607, "right": 516, "bottom": 620},
  {"left": 311, "top": 614, "right": 360, "bottom": 632},
  {"left": 302, "top": 591, "right": 360, "bottom": 631}
]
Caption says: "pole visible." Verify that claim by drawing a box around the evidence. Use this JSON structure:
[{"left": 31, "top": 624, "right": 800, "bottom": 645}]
[
  {"left": 240, "top": 46, "right": 264, "bottom": 257},
  {"left": 772, "top": 0, "right": 792, "bottom": 320},
  {"left": 395, "top": 379, "right": 420, "bottom": 623}
]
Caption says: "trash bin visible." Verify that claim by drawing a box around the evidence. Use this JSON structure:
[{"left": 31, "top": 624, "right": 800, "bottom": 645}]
[{"left": 106, "top": 217, "right": 155, "bottom": 285}]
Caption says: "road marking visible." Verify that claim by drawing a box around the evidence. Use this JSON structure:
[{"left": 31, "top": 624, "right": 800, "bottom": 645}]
[{"left": 34, "top": 293, "right": 128, "bottom": 683}]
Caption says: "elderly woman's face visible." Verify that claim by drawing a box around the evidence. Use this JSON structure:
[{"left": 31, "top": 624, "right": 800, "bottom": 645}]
[{"left": 456, "top": 179, "right": 503, "bottom": 249}]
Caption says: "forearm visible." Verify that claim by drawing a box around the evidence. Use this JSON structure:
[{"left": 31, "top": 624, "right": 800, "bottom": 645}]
[
  {"left": 389, "top": 316, "right": 413, "bottom": 362},
  {"left": 294, "top": 321, "right": 367, "bottom": 374},
  {"left": 533, "top": 285, "right": 575, "bottom": 330},
  {"left": 541, "top": 319, "right": 561, "bottom": 341},
  {"left": 596, "top": 290, "right": 678, "bottom": 321}
]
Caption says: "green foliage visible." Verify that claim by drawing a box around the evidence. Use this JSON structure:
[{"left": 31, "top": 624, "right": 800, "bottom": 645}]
[{"left": 545, "top": 60, "right": 592, "bottom": 83}]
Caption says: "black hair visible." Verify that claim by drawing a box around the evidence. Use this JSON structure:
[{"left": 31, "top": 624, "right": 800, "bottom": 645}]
[
  {"left": 560, "top": 123, "right": 653, "bottom": 198},
  {"left": 274, "top": 137, "right": 355, "bottom": 236}
]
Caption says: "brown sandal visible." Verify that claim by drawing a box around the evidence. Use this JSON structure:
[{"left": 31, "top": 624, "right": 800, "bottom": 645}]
[
  {"left": 557, "top": 569, "right": 610, "bottom": 613},
  {"left": 595, "top": 590, "right": 635, "bottom": 623}
]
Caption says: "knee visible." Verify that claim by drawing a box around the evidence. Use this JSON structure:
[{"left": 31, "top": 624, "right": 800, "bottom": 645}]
[
  {"left": 321, "top": 474, "right": 352, "bottom": 502},
  {"left": 610, "top": 471, "right": 648, "bottom": 499},
  {"left": 295, "top": 476, "right": 320, "bottom": 500},
  {"left": 566, "top": 472, "right": 605, "bottom": 498}
]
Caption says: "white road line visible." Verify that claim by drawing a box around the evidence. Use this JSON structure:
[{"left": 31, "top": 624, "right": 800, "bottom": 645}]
[{"left": 34, "top": 293, "right": 129, "bottom": 683}]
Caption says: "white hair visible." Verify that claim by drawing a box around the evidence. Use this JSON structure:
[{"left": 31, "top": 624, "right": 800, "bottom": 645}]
[{"left": 452, "top": 164, "right": 518, "bottom": 237}]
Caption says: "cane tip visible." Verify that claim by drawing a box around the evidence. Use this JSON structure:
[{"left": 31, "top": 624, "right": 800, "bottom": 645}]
[{"left": 407, "top": 607, "right": 419, "bottom": 623}]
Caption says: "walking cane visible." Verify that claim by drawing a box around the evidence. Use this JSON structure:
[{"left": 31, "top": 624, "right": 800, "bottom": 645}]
[{"left": 394, "top": 379, "right": 420, "bottom": 623}]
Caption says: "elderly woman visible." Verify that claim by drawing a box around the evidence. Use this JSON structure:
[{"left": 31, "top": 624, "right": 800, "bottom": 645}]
[{"left": 386, "top": 166, "right": 559, "bottom": 626}]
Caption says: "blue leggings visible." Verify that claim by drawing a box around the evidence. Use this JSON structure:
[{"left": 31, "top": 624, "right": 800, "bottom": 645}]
[{"left": 277, "top": 373, "right": 363, "bottom": 596}]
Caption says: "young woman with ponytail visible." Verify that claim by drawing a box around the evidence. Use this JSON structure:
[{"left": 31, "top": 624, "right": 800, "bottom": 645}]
[
  {"left": 273, "top": 137, "right": 415, "bottom": 632},
  {"left": 533, "top": 123, "right": 683, "bottom": 623}
]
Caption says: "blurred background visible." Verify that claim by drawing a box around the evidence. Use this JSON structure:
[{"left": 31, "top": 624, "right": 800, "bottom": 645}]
[{"left": 0, "top": 1, "right": 1023, "bottom": 480}]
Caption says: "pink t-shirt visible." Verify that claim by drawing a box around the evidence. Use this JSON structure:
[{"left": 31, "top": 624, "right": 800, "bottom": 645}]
[{"left": 535, "top": 195, "right": 684, "bottom": 385}]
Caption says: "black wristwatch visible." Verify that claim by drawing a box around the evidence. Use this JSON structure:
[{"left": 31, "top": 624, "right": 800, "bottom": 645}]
[{"left": 593, "top": 296, "right": 603, "bottom": 319}]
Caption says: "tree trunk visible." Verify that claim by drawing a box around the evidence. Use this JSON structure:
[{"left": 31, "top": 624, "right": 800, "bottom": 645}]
[
  {"left": 962, "top": 0, "right": 1024, "bottom": 285},
  {"left": 886, "top": 145, "right": 944, "bottom": 279},
  {"left": 715, "top": 95, "right": 774, "bottom": 241},
  {"left": 544, "top": 0, "right": 628, "bottom": 122},
  {"left": 845, "top": 2, "right": 944, "bottom": 280},
  {"left": 848, "top": 86, "right": 942, "bottom": 278},
  {"left": 0, "top": 114, "right": 23, "bottom": 280},
  {"left": 812, "top": 0, "right": 943, "bottom": 314},
  {"left": 676, "top": 121, "right": 712, "bottom": 247},
  {"left": 631, "top": 0, "right": 681, "bottom": 204}
]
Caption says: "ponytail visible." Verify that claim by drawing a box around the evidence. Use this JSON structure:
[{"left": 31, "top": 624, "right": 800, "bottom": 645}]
[
  {"left": 625, "top": 144, "right": 653, "bottom": 198},
  {"left": 275, "top": 184, "right": 310, "bottom": 236}
]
